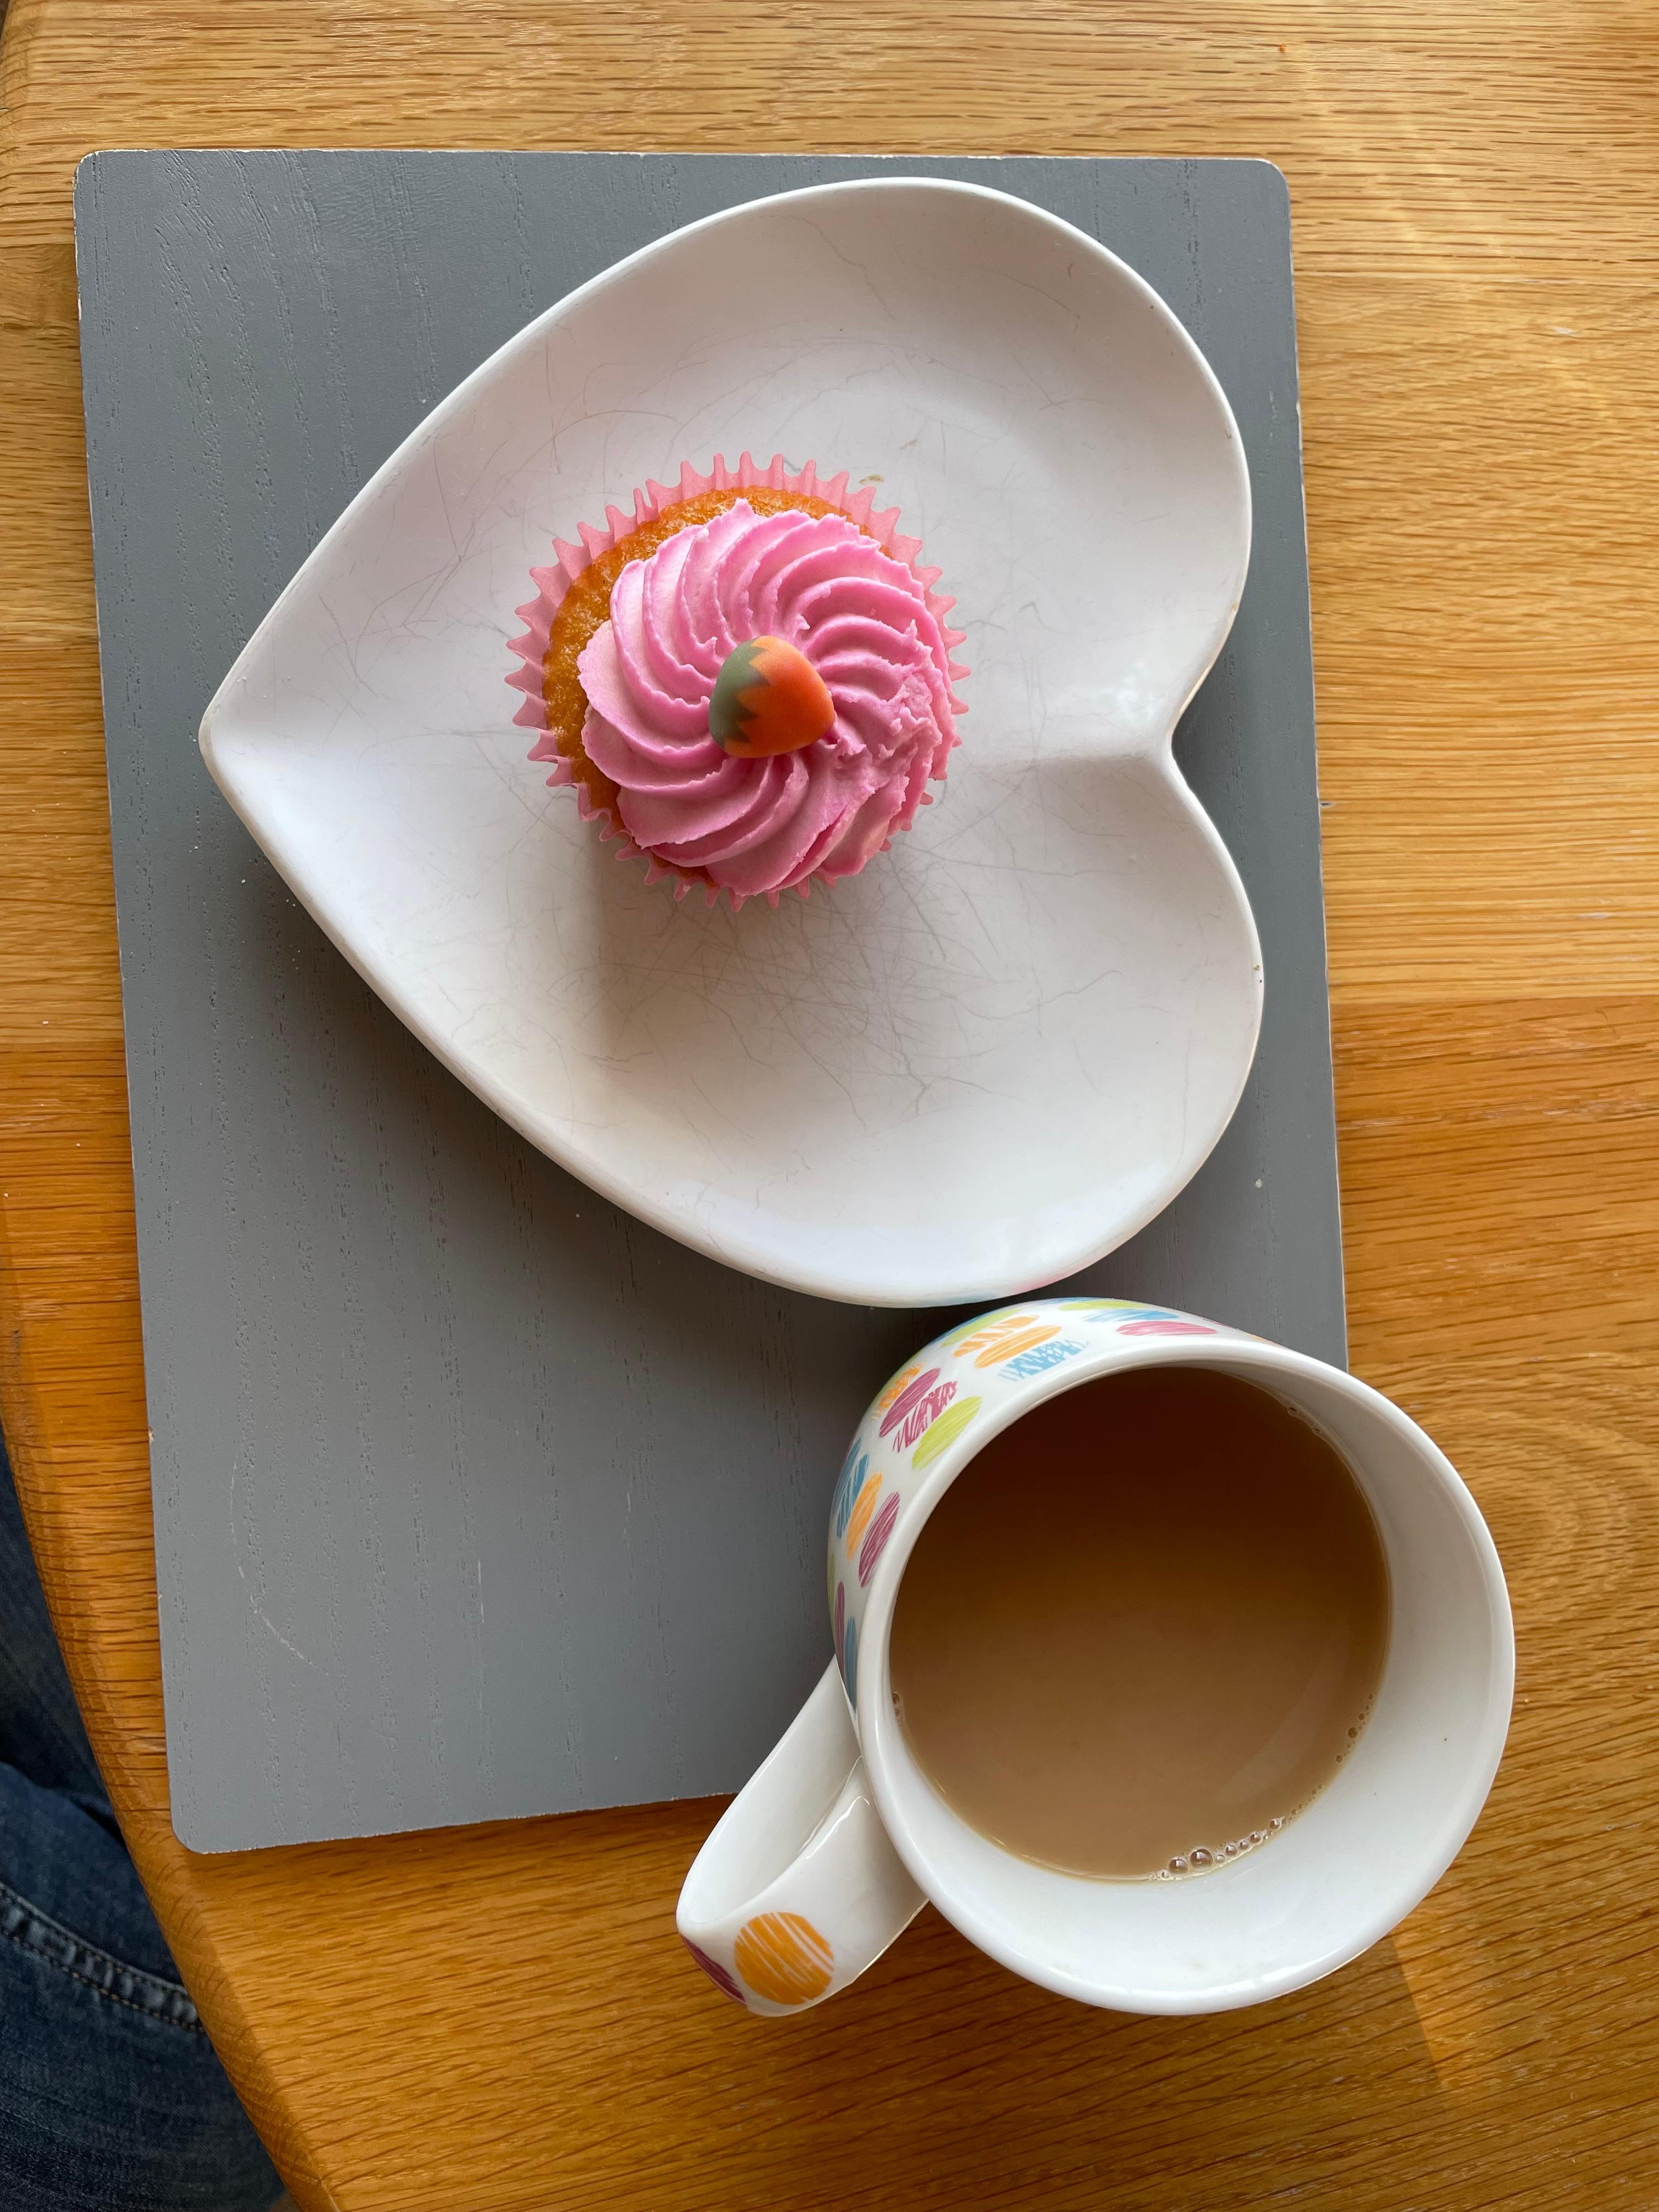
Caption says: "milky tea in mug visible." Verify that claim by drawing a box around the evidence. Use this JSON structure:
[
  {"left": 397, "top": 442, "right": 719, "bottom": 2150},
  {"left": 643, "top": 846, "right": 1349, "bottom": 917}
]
[
  {"left": 678, "top": 1298, "right": 1512, "bottom": 2018},
  {"left": 888, "top": 1367, "right": 1391, "bottom": 1881}
]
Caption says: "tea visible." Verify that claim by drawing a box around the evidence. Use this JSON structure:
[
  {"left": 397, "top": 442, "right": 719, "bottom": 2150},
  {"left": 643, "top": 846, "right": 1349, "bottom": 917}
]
[{"left": 888, "top": 1366, "right": 1390, "bottom": 1880}]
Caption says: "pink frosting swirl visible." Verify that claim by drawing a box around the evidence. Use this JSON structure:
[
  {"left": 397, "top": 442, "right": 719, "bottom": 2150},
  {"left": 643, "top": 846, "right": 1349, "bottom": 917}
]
[{"left": 576, "top": 500, "right": 961, "bottom": 901}]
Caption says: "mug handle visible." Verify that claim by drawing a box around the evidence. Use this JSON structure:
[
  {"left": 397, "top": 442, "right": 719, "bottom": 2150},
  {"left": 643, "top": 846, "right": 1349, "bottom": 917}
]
[{"left": 676, "top": 1660, "right": 925, "bottom": 2015}]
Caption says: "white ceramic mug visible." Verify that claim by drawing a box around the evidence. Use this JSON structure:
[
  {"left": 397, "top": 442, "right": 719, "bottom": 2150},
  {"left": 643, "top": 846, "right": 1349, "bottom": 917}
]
[{"left": 678, "top": 1297, "right": 1514, "bottom": 2017}]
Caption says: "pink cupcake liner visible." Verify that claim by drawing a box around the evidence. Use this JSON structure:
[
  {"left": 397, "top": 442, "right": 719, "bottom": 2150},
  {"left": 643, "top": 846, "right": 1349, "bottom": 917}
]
[{"left": 505, "top": 452, "right": 969, "bottom": 909}]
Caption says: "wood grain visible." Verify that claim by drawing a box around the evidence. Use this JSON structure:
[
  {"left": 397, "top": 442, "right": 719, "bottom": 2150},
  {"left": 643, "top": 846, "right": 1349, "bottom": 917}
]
[{"left": 3, "top": 3, "right": 1657, "bottom": 2207}]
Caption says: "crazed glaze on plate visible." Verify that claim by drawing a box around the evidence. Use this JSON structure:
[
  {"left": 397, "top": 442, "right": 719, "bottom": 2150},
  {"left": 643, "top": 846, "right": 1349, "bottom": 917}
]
[{"left": 199, "top": 179, "right": 1262, "bottom": 1307}]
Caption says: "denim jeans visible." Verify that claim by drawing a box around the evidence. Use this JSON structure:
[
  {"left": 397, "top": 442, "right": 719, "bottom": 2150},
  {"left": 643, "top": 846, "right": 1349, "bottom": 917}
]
[{"left": 1, "top": 1434, "right": 283, "bottom": 2210}]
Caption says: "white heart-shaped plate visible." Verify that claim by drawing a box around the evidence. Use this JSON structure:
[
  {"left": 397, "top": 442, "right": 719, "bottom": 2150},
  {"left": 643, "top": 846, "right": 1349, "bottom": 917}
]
[{"left": 201, "top": 180, "right": 1261, "bottom": 1307}]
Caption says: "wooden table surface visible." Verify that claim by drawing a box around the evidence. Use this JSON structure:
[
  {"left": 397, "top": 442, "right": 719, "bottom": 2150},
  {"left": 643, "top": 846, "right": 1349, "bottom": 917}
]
[{"left": 4, "top": 3, "right": 1657, "bottom": 2206}]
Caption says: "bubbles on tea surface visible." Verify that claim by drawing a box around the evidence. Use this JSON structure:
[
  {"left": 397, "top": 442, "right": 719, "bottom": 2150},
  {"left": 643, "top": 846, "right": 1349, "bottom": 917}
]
[
  {"left": 1154, "top": 1820, "right": 1285, "bottom": 1880},
  {"left": 1144, "top": 1781, "right": 1317, "bottom": 1881}
]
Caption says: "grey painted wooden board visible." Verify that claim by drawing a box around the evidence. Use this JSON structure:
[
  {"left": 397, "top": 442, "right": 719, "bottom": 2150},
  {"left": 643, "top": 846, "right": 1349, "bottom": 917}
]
[{"left": 75, "top": 151, "right": 1342, "bottom": 1853}]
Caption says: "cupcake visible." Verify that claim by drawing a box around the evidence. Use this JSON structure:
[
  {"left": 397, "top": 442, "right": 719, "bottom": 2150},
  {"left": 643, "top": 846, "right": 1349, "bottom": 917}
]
[{"left": 506, "top": 454, "right": 967, "bottom": 908}]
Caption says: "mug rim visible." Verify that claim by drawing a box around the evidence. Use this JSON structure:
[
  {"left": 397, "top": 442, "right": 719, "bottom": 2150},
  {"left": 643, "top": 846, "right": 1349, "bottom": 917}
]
[{"left": 851, "top": 1326, "right": 1515, "bottom": 2013}]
